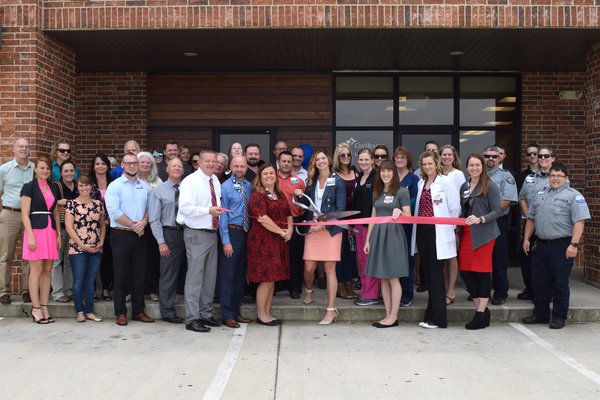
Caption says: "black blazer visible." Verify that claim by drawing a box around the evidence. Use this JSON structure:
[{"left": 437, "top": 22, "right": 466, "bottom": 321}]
[{"left": 20, "top": 180, "right": 59, "bottom": 230}]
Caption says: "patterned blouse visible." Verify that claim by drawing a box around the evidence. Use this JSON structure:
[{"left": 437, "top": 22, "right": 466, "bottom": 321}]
[
  {"left": 66, "top": 199, "right": 104, "bottom": 254},
  {"left": 418, "top": 188, "right": 434, "bottom": 217}
]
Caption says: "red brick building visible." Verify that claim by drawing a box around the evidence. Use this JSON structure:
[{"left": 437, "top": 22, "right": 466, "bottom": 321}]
[{"left": 1, "top": 1, "right": 599, "bottom": 289}]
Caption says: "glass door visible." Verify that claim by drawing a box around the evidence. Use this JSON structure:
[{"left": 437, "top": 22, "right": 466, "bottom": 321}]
[{"left": 214, "top": 128, "right": 275, "bottom": 163}]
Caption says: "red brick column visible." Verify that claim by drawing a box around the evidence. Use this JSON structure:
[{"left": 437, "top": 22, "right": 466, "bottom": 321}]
[
  {"left": 0, "top": 1, "right": 77, "bottom": 292},
  {"left": 584, "top": 42, "right": 600, "bottom": 285}
]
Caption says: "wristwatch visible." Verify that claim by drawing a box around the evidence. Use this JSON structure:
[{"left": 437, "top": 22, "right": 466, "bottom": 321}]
[{"left": 570, "top": 242, "right": 578, "bottom": 247}]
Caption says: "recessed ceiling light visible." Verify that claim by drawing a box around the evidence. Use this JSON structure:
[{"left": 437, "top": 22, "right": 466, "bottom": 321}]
[
  {"left": 449, "top": 51, "right": 464, "bottom": 56},
  {"left": 184, "top": 51, "right": 198, "bottom": 57}
]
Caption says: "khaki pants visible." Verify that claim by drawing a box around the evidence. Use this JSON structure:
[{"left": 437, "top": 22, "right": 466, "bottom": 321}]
[{"left": 0, "top": 209, "right": 29, "bottom": 295}]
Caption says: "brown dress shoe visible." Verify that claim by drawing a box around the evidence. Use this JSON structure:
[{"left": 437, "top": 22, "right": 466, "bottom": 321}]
[
  {"left": 223, "top": 319, "right": 241, "bottom": 329},
  {"left": 132, "top": 313, "right": 155, "bottom": 323},
  {"left": 22, "top": 292, "right": 31, "bottom": 303},
  {"left": 235, "top": 316, "right": 253, "bottom": 323},
  {"left": 289, "top": 290, "right": 301, "bottom": 299},
  {"left": 0, "top": 294, "right": 11, "bottom": 305},
  {"left": 115, "top": 314, "right": 128, "bottom": 326}
]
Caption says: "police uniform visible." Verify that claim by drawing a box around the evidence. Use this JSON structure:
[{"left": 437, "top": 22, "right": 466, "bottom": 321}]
[
  {"left": 527, "top": 185, "right": 590, "bottom": 323},
  {"left": 488, "top": 166, "right": 518, "bottom": 302},
  {"left": 517, "top": 170, "right": 549, "bottom": 296}
]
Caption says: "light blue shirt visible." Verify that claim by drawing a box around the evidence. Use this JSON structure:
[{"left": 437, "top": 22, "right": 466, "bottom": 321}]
[
  {"left": 105, "top": 174, "right": 150, "bottom": 229},
  {"left": 0, "top": 159, "right": 34, "bottom": 208},
  {"left": 219, "top": 176, "right": 252, "bottom": 245}
]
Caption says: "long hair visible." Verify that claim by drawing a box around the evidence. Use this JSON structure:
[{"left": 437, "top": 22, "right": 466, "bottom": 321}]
[
  {"left": 306, "top": 149, "right": 334, "bottom": 187},
  {"left": 252, "top": 163, "right": 284, "bottom": 197},
  {"left": 440, "top": 144, "right": 461, "bottom": 170},
  {"left": 89, "top": 152, "right": 113, "bottom": 186},
  {"left": 34, "top": 155, "right": 53, "bottom": 183},
  {"left": 373, "top": 160, "right": 400, "bottom": 199},
  {"left": 333, "top": 142, "right": 353, "bottom": 174},
  {"left": 137, "top": 151, "right": 160, "bottom": 184},
  {"left": 465, "top": 154, "right": 490, "bottom": 197},
  {"left": 418, "top": 151, "right": 442, "bottom": 180}
]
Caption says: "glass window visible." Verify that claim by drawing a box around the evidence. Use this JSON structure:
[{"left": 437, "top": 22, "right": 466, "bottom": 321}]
[
  {"left": 219, "top": 133, "right": 271, "bottom": 158},
  {"left": 398, "top": 76, "right": 454, "bottom": 125},
  {"left": 335, "top": 130, "right": 394, "bottom": 167},
  {"left": 459, "top": 130, "right": 517, "bottom": 173},
  {"left": 460, "top": 77, "right": 517, "bottom": 127},
  {"left": 336, "top": 77, "right": 393, "bottom": 126},
  {"left": 400, "top": 133, "right": 452, "bottom": 171}
]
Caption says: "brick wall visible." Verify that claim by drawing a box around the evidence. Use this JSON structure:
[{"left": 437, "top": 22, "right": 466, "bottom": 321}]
[
  {"left": 41, "top": 1, "right": 600, "bottom": 30},
  {"left": 585, "top": 43, "right": 600, "bottom": 284},
  {"left": 75, "top": 72, "right": 148, "bottom": 163}
]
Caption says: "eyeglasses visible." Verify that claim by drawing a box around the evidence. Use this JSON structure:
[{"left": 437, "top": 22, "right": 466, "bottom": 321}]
[
  {"left": 538, "top": 154, "right": 553, "bottom": 159},
  {"left": 57, "top": 148, "right": 71, "bottom": 154},
  {"left": 123, "top": 161, "right": 139, "bottom": 166},
  {"left": 526, "top": 151, "right": 538, "bottom": 157},
  {"left": 550, "top": 174, "right": 566, "bottom": 179},
  {"left": 483, "top": 154, "right": 499, "bottom": 159},
  {"left": 339, "top": 153, "right": 351, "bottom": 158},
  {"left": 374, "top": 154, "right": 387, "bottom": 159}
]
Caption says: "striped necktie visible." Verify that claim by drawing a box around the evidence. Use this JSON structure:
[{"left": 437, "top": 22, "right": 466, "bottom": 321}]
[{"left": 209, "top": 177, "right": 219, "bottom": 230}]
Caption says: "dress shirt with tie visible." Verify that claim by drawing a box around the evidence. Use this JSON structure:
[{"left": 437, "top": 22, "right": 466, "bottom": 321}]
[
  {"left": 176, "top": 169, "right": 221, "bottom": 229},
  {"left": 149, "top": 179, "right": 181, "bottom": 244},
  {"left": 219, "top": 176, "right": 252, "bottom": 245}
]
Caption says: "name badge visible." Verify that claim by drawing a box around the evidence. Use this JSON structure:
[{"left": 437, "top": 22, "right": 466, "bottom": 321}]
[
  {"left": 267, "top": 194, "right": 276, "bottom": 201},
  {"left": 233, "top": 183, "right": 241, "bottom": 189},
  {"left": 290, "top": 177, "right": 299, "bottom": 185},
  {"left": 433, "top": 190, "right": 444, "bottom": 205},
  {"left": 462, "top": 190, "right": 471, "bottom": 199},
  {"left": 326, "top": 177, "right": 336, "bottom": 186},
  {"left": 383, "top": 195, "right": 394, "bottom": 204}
]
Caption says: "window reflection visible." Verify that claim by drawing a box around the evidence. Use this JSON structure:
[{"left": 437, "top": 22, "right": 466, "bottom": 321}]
[
  {"left": 336, "top": 77, "right": 393, "bottom": 126},
  {"left": 398, "top": 76, "right": 453, "bottom": 125},
  {"left": 460, "top": 77, "right": 517, "bottom": 126}
]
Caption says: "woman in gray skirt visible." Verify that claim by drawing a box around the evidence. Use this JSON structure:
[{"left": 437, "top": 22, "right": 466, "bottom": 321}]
[{"left": 364, "top": 160, "right": 412, "bottom": 328}]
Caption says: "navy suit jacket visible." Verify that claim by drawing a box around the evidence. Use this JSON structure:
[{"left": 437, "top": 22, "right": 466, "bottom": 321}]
[{"left": 302, "top": 173, "right": 346, "bottom": 236}]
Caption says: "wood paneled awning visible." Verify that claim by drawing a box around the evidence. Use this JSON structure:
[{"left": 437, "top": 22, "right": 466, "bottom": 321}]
[{"left": 48, "top": 28, "right": 600, "bottom": 73}]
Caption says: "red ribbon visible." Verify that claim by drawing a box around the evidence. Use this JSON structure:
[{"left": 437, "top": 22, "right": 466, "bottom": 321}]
[
  {"left": 294, "top": 215, "right": 466, "bottom": 226},
  {"left": 222, "top": 208, "right": 466, "bottom": 226}
]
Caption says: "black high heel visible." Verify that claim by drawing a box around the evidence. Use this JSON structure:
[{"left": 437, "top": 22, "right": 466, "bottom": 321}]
[
  {"left": 40, "top": 305, "right": 55, "bottom": 323},
  {"left": 484, "top": 307, "right": 491, "bottom": 327},
  {"left": 31, "top": 307, "right": 48, "bottom": 324}
]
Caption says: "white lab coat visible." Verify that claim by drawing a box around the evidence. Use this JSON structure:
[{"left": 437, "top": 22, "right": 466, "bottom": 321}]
[{"left": 411, "top": 174, "right": 461, "bottom": 260}]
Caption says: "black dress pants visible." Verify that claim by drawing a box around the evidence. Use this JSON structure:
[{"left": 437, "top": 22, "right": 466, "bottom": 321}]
[
  {"left": 416, "top": 224, "right": 447, "bottom": 328},
  {"left": 111, "top": 229, "right": 148, "bottom": 316}
]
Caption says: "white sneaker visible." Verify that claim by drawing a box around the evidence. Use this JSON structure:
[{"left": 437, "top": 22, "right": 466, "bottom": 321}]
[{"left": 418, "top": 321, "right": 438, "bottom": 329}]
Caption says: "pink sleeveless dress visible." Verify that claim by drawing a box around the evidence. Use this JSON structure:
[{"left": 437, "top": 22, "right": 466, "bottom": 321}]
[{"left": 22, "top": 181, "right": 58, "bottom": 260}]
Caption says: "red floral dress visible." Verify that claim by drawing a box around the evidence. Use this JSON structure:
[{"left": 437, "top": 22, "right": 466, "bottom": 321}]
[{"left": 246, "top": 190, "right": 291, "bottom": 283}]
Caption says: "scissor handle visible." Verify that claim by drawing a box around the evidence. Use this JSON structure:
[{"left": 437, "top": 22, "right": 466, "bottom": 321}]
[{"left": 291, "top": 193, "right": 321, "bottom": 215}]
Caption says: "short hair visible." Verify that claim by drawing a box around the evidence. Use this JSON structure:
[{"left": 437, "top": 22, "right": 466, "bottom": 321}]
[
  {"left": 418, "top": 151, "right": 442, "bottom": 179},
  {"left": 217, "top": 152, "right": 229, "bottom": 164},
  {"left": 59, "top": 159, "right": 75, "bottom": 173},
  {"left": 245, "top": 143, "right": 261, "bottom": 153},
  {"left": 77, "top": 174, "right": 92, "bottom": 186},
  {"left": 538, "top": 145, "right": 555, "bottom": 157},
  {"left": 123, "top": 140, "right": 140, "bottom": 152},
  {"left": 199, "top": 148, "right": 217, "bottom": 158},
  {"left": 164, "top": 140, "right": 178, "bottom": 149},
  {"left": 373, "top": 144, "right": 389, "bottom": 157},
  {"left": 550, "top": 162, "right": 568, "bottom": 176},
  {"left": 167, "top": 156, "right": 183, "bottom": 167},
  {"left": 122, "top": 152, "right": 138, "bottom": 161},
  {"left": 291, "top": 146, "right": 304, "bottom": 155},
  {"left": 525, "top": 143, "right": 539, "bottom": 150},
  {"left": 278, "top": 150, "right": 293, "bottom": 161},
  {"left": 51, "top": 140, "right": 72, "bottom": 160},
  {"left": 393, "top": 146, "right": 414, "bottom": 171},
  {"left": 425, "top": 140, "right": 440, "bottom": 151},
  {"left": 484, "top": 145, "right": 500, "bottom": 154}
]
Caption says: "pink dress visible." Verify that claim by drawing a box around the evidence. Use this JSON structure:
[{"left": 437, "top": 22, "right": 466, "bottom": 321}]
[{"left": 22, "top": 181, "right": 58, "bottom": 260}]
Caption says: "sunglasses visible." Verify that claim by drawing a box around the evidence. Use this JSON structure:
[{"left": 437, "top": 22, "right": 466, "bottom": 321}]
[
  {"left": 192, "top": 160, "right": 200, "bottom": 164},
  {"left": 153, "top": 153, "right": 164, "bottom": 158},
  {"left": 483, "top": 154, "right": 499, "bottom": 159},
  {"left": 57, "top": 148, "right": 71, "bottom": 154},
  {"left": 339, "top": 153, "right": 351, "bottom": 158},
  {"left": 538, "top": 154, "right": 553, "bottom": 159},
  {"left": 374, "top": 154, "right": 387, "bottom": 159},
  {"left": 526, "top": 151, "right": 538, "bottom": 157}
]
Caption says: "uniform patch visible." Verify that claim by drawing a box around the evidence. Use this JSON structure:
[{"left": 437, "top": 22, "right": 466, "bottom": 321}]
[
  {"left": 507, "top": 176, "right": 515, "bottom": 185},
  {"left": 576, "top": 195, "right": 586, "bottom": 203}
]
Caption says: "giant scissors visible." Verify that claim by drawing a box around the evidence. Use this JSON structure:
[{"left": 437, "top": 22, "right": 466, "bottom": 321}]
[{"left": 291, "top": 193, "right": 360, "bottom": 236}]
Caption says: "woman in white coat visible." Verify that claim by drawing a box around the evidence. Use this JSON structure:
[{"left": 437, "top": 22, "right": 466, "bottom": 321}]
[{"left": 411, "top": 151, "right": 461, "bottom": 329}]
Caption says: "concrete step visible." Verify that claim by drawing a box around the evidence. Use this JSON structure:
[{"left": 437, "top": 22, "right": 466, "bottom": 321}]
[{"left": 3, "top": 268, "right": 598, "bottom": 324}]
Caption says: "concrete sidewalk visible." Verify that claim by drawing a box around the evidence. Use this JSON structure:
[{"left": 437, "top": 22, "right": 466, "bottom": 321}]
[{"left": 1, "top": 267, "right": 598, "bottom": 323}]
